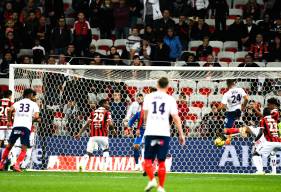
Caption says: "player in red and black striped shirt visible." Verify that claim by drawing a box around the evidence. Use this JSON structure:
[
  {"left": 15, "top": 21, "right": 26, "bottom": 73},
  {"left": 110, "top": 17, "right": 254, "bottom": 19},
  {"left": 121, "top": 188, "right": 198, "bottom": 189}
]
[
  {"left": 0, "top": 90, "right": 13, "bottom": 148},
  {"left": 75, "top": 99, "right": 115, "bottom": 171}
]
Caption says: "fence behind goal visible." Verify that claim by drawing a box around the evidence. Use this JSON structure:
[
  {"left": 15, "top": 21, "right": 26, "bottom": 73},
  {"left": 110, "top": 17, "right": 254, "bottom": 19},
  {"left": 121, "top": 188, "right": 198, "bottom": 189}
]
[{"left": 8, "top": 64, "right": 281, "bottom": 173}]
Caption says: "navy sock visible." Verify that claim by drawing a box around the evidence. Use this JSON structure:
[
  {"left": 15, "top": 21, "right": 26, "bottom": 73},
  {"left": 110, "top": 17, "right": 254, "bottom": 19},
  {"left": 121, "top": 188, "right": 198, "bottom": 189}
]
[{"left": 133, "top": 148, "right": 140, "bottom": 164}]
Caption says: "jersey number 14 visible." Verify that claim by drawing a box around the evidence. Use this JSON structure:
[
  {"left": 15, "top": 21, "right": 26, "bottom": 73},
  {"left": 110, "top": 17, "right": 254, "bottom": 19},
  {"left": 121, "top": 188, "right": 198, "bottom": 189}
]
[{"left": 152, "top": 102, "right": 165, "bottom": 115}]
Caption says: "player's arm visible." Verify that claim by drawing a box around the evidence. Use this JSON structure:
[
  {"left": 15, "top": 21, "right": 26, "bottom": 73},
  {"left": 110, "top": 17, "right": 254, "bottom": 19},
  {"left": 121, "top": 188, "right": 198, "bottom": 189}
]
[
  {"left": 241, "top": 94, "right": 249, "bottom": 111},
  {"left": 75, "top": 118, "right": 91, "bottom": 140},
  {"left": 128, "top": 112, "right": 139, "bottom": 130},
  {"left": 7, "top": 105, "right": 15, "bottom": 127},
  {"left": 171, "top": 114, "right": 185, "bottom": 145},
  {"left": 254, "top": 127, "right": 263, "bottom": 142},
  {"left": 33, "top": 112, "right": 40, "bottom": 122},
  {"left": 218, "top": 94, "right": 227, "bottom": 111}
]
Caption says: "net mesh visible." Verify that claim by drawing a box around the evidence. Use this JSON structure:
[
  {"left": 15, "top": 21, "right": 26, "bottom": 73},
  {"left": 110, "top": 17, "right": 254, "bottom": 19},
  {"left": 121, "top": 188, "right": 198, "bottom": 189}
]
[{"left": 8, "top": 65, "right": 281, "bottom": 173}]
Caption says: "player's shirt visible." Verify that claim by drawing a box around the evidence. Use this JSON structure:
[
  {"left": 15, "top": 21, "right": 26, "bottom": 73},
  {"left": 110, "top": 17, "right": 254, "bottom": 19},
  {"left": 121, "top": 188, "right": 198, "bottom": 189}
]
[
  {"left": 221, "top": 87, "right": 247, "bottom": 112},
  {"left": 260, "top": 114, "right": 281, "bottom": 142},
  {"left": 89, "top": 107, "right": 112, "bottom": 137},
  {"left": 128, "top": 110, "right": 145, "bottom": 135},
  {"left": 143, "top": 91, "right": 178, "bottom": 137},
  {"left": 0, "top": 98, "right": 13, "bottom": 129},
  {"left": 248, "top": 126, "right": 267, "bottom": 145},
  {"left": 12, "top": 98, "right": 40, "bottom": 130},
  {"left": 125, "top": 101, "right": 141, "bottom": 120}
]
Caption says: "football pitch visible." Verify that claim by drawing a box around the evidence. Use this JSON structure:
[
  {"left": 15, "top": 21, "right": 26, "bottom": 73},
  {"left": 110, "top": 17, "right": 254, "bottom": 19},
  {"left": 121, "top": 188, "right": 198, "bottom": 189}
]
[{"left": 1, "top": 172, "right": 281, "bottom": 192}]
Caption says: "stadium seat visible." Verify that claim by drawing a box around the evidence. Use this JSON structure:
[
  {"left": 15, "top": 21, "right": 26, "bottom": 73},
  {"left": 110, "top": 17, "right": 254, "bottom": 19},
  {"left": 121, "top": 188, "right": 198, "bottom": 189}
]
[
  {"left": 179, "top": 80, "right": 197, "bottom": 96},
  {"left": 14, "top": 78, "right": 30, "bottom": 92},
  {"left": 0, "top": 78, "right": 9, "bottom": 92},
  {"left": 201, "top": 107, "right": 211, "bottom": 116},
  {"left": 208, "top": 94, "right": 223, "bottom": 107},
  {"left": 226, "top": 19, "right": 235, "bottom": 27},
  {"left": 149, "top": 71, "right": 167, "bottom": 79},
  {"left": 114, "top": 39, "right": 128, "bottom": 50},
  {"left": 189, "top": 107, "right": 202, "bottom": 118},
  {"left": 91, "top": 28, "right": 100, "bottom": 40},
  {"left": 235, "top": 51, "right": 248, "bottom": 62},
  {"left": 217, "top": 81, "right": 228, "bottom": 94},
  {"left": 219, "top": 62, "right": 229, "bottom": 67},
  {"left": 172, "top": 17, "right": 179, "bottom": 24},
  {"left": 96, "top": 39, "right": 113, "bottom": 51},
  {"left": 65, "top": 18, "right": 75, "bottom": 28},
  {"left": 229, "top": 9, "right": 243, "bottom": 19},
  {"left": 205, "top": 19, "right": 215, "bottom": 33},
  {"left": 197, "top": 81, "right": 215, "bottom": 96},
  {"left": 266, "top": 62, "right": 281, "bottom": 67},
  {"left": 31, "top": 79, "right": 43, "bottom": 94},
  {"left": 175, "top": 61, "right": 186, "bottom": 67},
  {"left": 18, "top": 49, "right": 33, "bottom": 57},
  {"left": 223, "top": 41, "right": 238, "bottom": 53},
  {"left": 233, "top": 0, "right": 246, "bottom": 9},
  {"left": 209, "top": 41, "right": 223, "bottom": 55},
  {"left": 218, "top": 51, "right": 235, "bottom": 63},
  {"left": 95, "top": 49, "right": 107, "bottom": 55},
  {"left": 189, "top": 41, "right": 203, "bottom": 51},
  {"left": 189, "top": 94, "right": 208, "bottom": 108},
  {"left": 126, "top": 86, "right": 138, "bottom": 99}
]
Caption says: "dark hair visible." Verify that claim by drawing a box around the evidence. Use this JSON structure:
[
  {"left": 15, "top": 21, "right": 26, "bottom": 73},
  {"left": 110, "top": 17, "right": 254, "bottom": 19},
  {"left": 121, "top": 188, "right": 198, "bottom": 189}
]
[
  {"left": 32, "top": 90, "right": 37, "bottom": 97},
  {"left": 227, "top": 79, "right": 236, "bottom": 87},
  {"left": 157, "top": 77, "right": 169, "bottom": 89},
  {"left": 137, "top": 93, "right": 143, "bottom": 97},
  {"left": 3, "top": 90, "right": 12, "bottom": 98},
  {"left": 99, "top": 99, "right": 108, "bottom": 107},
  {"left": 263, "top": 107, "right": 271, "bottom": 116},
  {"left": 267, "top": 97, "right": 280, "bottom": 107},
  {"left": 23, "top": 88, "right": 34, "bottom": 98}
]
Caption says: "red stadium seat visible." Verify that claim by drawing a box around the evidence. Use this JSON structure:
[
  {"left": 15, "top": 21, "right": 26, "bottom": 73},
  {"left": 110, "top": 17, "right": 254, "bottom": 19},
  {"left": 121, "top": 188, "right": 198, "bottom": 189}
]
[
  {"left": 181, "top": 87, "right": 194, "bottom": 96},
  {"left": 126, "top": 86, "right": 138, "bottom": 98},
  {"left": 185, "top": 113, "right": 199, "bottom": 122}
]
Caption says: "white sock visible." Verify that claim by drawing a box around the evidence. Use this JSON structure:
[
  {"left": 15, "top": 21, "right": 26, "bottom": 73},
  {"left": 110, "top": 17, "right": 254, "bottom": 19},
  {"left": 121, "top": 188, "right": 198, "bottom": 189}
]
[
  {"left": 253, "top": 155, "right": 263, "bottom": 172},
  {"left": 21, "top": 148, "right": 32, "bottom": 169},
  {"left": 270, "top": 154, "right": 277, "bottom": 174},
  {"left": 103, "top": 151, "right": 110, "bottom": 169},
  {"left": 10, "top": 147, "right": 21, "bottom": 166}
]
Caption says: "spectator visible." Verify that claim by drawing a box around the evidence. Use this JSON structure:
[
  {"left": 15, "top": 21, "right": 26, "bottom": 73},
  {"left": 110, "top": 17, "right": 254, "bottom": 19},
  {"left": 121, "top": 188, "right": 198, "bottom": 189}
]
[
  {"left": 127, "top": 26, "right": 141, "bottom": 50},
  {"left": 96, "top": 0, "right": 114, "bottom": 39},
  {"left": 270, "top": 17, "right": 281, "bottom": 37},
  {"left": 163, "top": 28, "right": 182, "bottom": 61},
  {"left": 22, "top": 11, "right": 38, "bottom": 48},
  {"left": 36, "top": 16, "right": 51, "bottom": 51},
  {"left": 175, "top": 15, "right": 189, "bottom": 49},
  {"left": 142, "top": 25, "right": 156, "bottom": 44},
  {"left": 203, "top": 54, "right": 221, "bottom": 67},
  {"left": 89, "top": 0, "right": 102, "bottom": 28},
  {"left": 155, "top": 9, "right": 175, "bottom": 35},
  {"left": 183, "top": 53, "right": 200, "bottom": 67},
  {"left": 241, "top": 16, "right": 260, "bottom": 49},
  {"left": 131, "top": 55, "right": 144, "bottom": 66},
  {"left": 2, "top": 1, "right": 13, "bottom": 22},
  {"left": 130, "top": 39, "right": 152, "bottom": 60},
  {"left": 58, "top": 54, "right": 68, "bottom": 65},
  {"left": 211, "top": 0, "right": 229, "bottom": 32},
  {"left": 20, "top": 55, "right": 32, "bottom": 64},
  {"left": 108, "top": 53, "right": 126, "bottom": 65},
  {"left": 128, "top": 0, "right": 141, "bottom": 27},
  {"left": 238, "top": 54, "right": 260, "bottom": 67},
  {"left": 196, "top": 36, "right": 213, "bottom": 61},
  {"left": 190, "top": 18, "right": 210, "bottom": 40},
  {"left": 50, "top": 17, "right": 72, "bottom": 54},
  {"left": 113, "top": 0, "right": 130, "bottom": 38},
  {"left": 199, "top": 104, "right": 224, "bottom": 137},
  {"left": 73, "top": 12, "right": 92, "bottom": 56},
  {"left": 65, "top": 43, "right": 77, "bottom": 64},
  {"left": 72, "top": 0, "right": 91, "bottom": 17},
  {"left": 91, "top": 54, "right": 104, "bottom": 65},
  {"left": 32, "top": 39, "right": 45, "bottom": 64},
  {"left": 151, "top": 37, "right": 170, "bottom": 66},
  {"left": 143, "top": 0, "right": 161, "bottom": 26},
  {"left": 45, "top": 0, "right": 64, "bottom": 26},
  {"left": 2, "top": 31, "right": 20, "bottom": 56},
  {"left": 227, "top": 15, "right": 245, "bottom": 48},
  {"left": 242, "top": 100, "right": 262, "bottom": 126},
  {"left": 110, "top": 90, "right": 127, "bottom": 136},
  {"left": 258, "top": 13, "right": 273, "bottom": 41},
  {"left": 268, "top": 35, "right": 281, "bottom": 61},
  {"left": 191, "top": 0, "right": 209, "bottom": 18},
  {"left": 0, "top": 51, "right": 14, "bottom": 78},
  {"left": 249, "top": 33, "right": 269, "bottom": 61},
  {"left": 243, "top": 0, "right": 261, "bottom": 21}
]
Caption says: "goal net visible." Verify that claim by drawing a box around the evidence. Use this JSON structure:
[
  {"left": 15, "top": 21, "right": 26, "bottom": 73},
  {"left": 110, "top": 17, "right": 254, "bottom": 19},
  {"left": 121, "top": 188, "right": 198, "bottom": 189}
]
[{"left": 8, "top": 64, "right": 281, "bottom": 173}]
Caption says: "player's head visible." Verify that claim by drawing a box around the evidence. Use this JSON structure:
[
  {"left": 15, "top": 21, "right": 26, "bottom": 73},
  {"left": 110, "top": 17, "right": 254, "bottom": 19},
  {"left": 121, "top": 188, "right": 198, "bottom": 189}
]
[
  {"left": 3, "top": 90, "right": 12, "bottom": 99},
  {"left": 149, "top": 87, "right": 157, "bottom": 93},
  {"left": 267, "top": 97, "right": 280, "bottom": 110},
  {"left": 226, "top": 79, "right": 236, "bottom": 88},
  {"left": 263, "top": 107, "right": 271, "bottom": 116},
  {"left": 31, "top": 90, "right": 37, "bottom": 102},
  {"left": 99, "top": 99, "right": 109, "bottom": 110},
  {"left": 23, "top": 88, "right": 34, "bottom": 99},
  {"left": 136, "top": 93, "right": 143, "bottom": 104},
  {"left": 157, "top": 77, "right": 169, "bottom": 91}
]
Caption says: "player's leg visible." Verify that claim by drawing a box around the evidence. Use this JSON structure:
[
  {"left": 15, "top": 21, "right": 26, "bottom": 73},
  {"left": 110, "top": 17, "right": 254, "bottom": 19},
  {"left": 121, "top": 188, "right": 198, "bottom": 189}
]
[
  {"left": 21, "top": 132, "right": 35, "bottom": 169},
  {"left": 99, "top": 137, "right": 110, "bottom": 171},
  {"left": 270, "top": 151, "right": 277, "bottom": 174},
  {"left": 133, "top": 135, "right": 142, "bottom": 170},
  {"left": 80, "top": 137, "right": 96, "bottom": 171},
  {"left": 223, "top": 110, "right": 241, "bottom": 145},
  {"left": 144, "top": 136, "right": 157, "bottom": 192},
  {"left": 156, "top": 136, "right": 170, "bottom": 192},
  {"left": 0, "top": 129, "right": 5, "bottom": 156},
  {"left": 252, "top": 151, "right": 264, "bottom": 174}
]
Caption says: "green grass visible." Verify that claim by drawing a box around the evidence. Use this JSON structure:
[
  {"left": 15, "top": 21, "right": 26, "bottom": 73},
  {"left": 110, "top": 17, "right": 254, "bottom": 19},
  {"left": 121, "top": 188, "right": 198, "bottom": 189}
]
[{"left": 0, "top": 171, "right": 281, "bottom": 192}]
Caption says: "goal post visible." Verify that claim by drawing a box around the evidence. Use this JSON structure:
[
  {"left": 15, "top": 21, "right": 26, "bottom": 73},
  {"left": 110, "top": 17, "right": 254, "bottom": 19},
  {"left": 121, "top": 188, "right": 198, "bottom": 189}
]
[{"left": 8, "top": 64, "right": 281, "bottom": 173}]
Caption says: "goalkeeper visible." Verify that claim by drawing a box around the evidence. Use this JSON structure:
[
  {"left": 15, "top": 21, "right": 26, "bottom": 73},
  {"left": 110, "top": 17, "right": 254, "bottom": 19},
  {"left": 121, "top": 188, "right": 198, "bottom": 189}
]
[{"left": 127, "top": 109, "right": 145, "bottom": 171}]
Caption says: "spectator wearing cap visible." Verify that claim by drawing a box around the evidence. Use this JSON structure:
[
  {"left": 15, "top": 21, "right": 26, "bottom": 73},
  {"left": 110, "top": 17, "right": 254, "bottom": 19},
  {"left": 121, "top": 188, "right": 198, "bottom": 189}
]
[
  {"left": 50, "top": 17, "right": 72, "bottom": 54},
  {"left": 196, "top": 36, "right": 213, "bottom": 61},
  {"left": 73, "top": 12, "right": 92, "bottom": 56},
  {"left": 163, "top": 28, "right": 182, "bottom": 61}
]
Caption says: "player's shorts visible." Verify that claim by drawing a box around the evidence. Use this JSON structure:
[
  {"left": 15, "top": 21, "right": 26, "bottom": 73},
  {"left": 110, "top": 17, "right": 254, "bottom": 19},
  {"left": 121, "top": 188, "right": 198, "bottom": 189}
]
[
  {"left": 14, "top": 132, "right": 35, "bottom": 148},
  {"left": 9, "top": 127, "right": 31, "bottom": 147},
  {"left": 0, "top": 127, "right": 12, "bottom": 141},
  {"left": 87, "top": 136, "right": 109, "bottom": 153},
  {"left": 134, "top": 128, "right": 145, "bottom": 145},
  {"left": 225, "top": 109, "right": 241, "bottom": 128},
  {"left": 144, "top": 136, "right": 170, "bottom": 161},
  {"left": 255, "top": 141, "right": 281, "bottom": 157}
]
